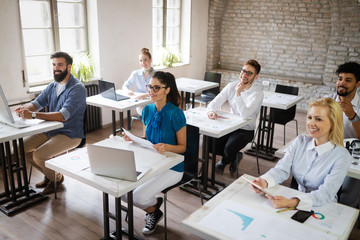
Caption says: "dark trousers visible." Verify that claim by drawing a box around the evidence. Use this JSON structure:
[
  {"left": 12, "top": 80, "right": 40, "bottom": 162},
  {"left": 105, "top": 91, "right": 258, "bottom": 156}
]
[{"left": 210, "top": 129, "right": 254, "bottom": 165}]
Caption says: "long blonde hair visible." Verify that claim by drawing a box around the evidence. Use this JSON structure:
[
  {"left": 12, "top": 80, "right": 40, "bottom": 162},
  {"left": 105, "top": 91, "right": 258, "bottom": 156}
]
[{"left": 308, "top": 98, "right": 344, "bottom": 146}]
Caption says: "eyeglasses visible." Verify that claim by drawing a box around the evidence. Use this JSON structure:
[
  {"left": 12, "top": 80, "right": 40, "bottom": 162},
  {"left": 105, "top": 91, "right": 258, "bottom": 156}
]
[
  {"left": 241, "top": 69, "right": 254, "bottom": 76},
  {"left": 146, "top": 84, "right": 167, "bottom": 92}
]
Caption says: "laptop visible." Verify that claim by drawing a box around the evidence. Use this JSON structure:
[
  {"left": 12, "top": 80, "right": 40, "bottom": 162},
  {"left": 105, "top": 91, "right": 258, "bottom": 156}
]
[
  {"left": 87, "top": 144, "right": 150, "bottom": 181},
  {"left": 0, "top": 84, "right": 39, "bottom": 129},
  {"left": 98, "top": 80, "right": 130, "bottom": 101}
]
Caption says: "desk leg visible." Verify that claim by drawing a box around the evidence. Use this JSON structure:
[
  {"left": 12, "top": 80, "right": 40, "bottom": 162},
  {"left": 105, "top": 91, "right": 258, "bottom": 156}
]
[
  {"left": 191, "top": 93, "right": 195, "bottom": 108},
  {"left": 181, "top": 91, "right": 184, "bottom": 109},
  {"left": 127, "top": 110, "right": 131, "bottom": 130},
  {"left": 112, "top": 110, "right": 116, "bottom": 136},
  {"left": 201, "top": 135, "right": 209, "bottom": 190},
  {"left": 103, "top": 193, "right": 110, "bottom": 239},
  {"left": 127, "top": 191, "right": 134, "bottom": 239},
  {"left": 0, "top": 143, "right": 10, "bottom": 196},
  {"left": 115, "top": 197, "right": 122, "bottom": 240},
  {"left": 119, "top": 112, "right": 124, "bottom": 129}
]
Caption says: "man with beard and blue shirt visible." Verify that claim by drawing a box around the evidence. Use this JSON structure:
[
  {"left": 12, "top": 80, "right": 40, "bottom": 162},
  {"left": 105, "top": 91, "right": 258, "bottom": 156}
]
[
  {"left": 16, "top": 52, "right": 86, "bottom": 195},
  {"left": 326, "top": 62, "right": 360, "bottom": 211}
]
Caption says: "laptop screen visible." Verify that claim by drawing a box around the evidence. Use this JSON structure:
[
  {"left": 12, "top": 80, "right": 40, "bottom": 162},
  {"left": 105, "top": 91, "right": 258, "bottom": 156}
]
[
  {"left": 0, "top": 84, "right": 15, "bottom": 124},
  {"left": 98, "top": 80, "right": 117, "bottom": 99}
]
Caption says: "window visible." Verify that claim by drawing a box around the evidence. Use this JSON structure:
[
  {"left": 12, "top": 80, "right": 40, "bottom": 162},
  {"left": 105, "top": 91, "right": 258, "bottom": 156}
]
[
  {"left": 152, "top": 0, "right": 190, "bottom": 66},
  {"left": 19, "top": 0, "right": 88, "bottom": 86}
]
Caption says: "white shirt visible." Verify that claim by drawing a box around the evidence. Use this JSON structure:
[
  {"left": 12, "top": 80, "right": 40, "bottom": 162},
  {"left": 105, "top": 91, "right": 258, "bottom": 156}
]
[
  {"left": 123, "top": 69, "right": 153, "bottom": 93},
  {"left": 327, "top": 92, "right": 360, "bottom": 139},
  {"left": 207, "top": 81, "right": 264, "bottom": 130},
  {"left": 261, "top": 135, "right": 351, "bottom": 210}
]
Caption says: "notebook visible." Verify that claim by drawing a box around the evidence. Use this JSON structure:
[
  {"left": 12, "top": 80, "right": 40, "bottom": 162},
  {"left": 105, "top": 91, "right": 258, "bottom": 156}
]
[
  {"left": 87, "top": 144, "right": 150, "bottom": 181},
  {"left": 98, "top": 80, "right": 130, "bottom": 101},
  {"left": 0, "top": 84, "right": 40, "bottom": 128}
]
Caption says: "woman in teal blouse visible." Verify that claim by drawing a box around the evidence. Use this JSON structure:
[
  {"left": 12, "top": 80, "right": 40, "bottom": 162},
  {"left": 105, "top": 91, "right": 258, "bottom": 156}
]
[{"left": 123, "top": 71, "right": 186, "bottom": 235}]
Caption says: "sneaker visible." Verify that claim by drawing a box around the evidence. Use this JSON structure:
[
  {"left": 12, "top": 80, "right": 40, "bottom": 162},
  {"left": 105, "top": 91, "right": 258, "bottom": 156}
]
[
  {"left": 215, "top": 160, "right": 225, "bottom": 174},
  {"left": 35, "top": 176, "right": 50, "bottom": 188},
  {"left": 42, "top": 175, "right": 64, "bottom": 195},
  {"left": 230, "top": 152, "right": 243, "bottom": 174},
  {"left": 144, "top": 197, "right": 163, "bottom": 221},
  {"left": 142, "top": 209, "right": 163, "bottom": 235}
]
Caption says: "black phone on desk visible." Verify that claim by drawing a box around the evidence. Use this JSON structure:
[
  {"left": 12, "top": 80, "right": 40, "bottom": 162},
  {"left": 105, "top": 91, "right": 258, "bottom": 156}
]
[{"left": 291, "top": 210, "right": 314, "bottom": 223}]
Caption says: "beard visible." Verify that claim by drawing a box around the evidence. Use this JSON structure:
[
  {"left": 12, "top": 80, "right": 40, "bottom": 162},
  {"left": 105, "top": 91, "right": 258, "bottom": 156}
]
[
  {"left": 336, "top": 85, "right": 356, "bottom": 97},
  {"left": 54, "top": 68, "right": 68, "bottom": 83}
]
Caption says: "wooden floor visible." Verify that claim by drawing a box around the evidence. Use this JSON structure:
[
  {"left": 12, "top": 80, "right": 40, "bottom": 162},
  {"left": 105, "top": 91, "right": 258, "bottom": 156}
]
[{"left": 1, "top": 105, "right": 359, "bottom": 240}]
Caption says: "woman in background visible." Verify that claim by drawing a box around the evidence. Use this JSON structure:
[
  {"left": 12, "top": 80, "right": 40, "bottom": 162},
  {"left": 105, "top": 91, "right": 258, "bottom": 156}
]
[
  {"left": 122, "top": 71, "right": 186, "bottom": 235},
  {"left": 252, "top": 98, "right": 351, "bottom": 210},
  {"left": 123, "top": 48, "right": 155, "bottom": 115}
]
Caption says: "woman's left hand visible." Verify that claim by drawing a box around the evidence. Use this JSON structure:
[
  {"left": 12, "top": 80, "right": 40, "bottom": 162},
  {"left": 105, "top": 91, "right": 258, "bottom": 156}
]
[{"left": 153, "top": 143, "right": 167, "bottom": 154}]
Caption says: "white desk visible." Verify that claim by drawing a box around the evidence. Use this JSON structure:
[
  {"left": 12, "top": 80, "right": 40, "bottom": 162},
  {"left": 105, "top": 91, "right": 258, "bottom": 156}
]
[
  {"left": 182, "top": 174, "right": 359, "bottom": 240},
  {"left": 245, "top": 91, "right": 304, "bottom": 161},
  {"left": 275, "top": 136, "right": 360, "bottom": 180},
  {"left": 86, "top": 91, "right": 151, "bottom": 135},
  {"left": 0, "top": 121, "right": 63, "bottom": 215},
  {"left": 45, "top": 136, "right": 183, "bottom": 240},
  {"left": 185, "top": 107, "right": 253, "bottom": 199},
  {"left": 176, "top": 78, "right": 219, "bottom": 108}
]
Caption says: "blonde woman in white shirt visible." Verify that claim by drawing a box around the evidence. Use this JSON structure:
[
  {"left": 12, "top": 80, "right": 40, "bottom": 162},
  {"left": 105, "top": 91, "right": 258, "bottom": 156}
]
[
  {"left": 207, "top": 59, "right": 264, "bottom": 174},
  {"left": 252, "top": 98, "right": 351, "bottom": 210}
]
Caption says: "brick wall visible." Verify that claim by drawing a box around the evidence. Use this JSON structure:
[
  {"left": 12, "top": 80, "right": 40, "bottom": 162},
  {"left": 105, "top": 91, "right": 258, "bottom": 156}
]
[{"left": 207, "top": 0, "right": 360, "bottom": 110}]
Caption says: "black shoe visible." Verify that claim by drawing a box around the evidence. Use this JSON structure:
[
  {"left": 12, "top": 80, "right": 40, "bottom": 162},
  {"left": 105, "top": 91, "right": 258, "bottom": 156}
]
[
  {"left": 35, "top": 176, "right": 50, "bottom": 188},
  {"left": 144, "top": 197, "right": 163, "bottom": 221},
  {"left": 215, "top": 160, "right": 225, "bottom": 174},
  {"left": 230, "top": 152, "right": 243, "bottom": 174},
  {"left": 142, "top": 209, "right": 163, "bottom": 235}
]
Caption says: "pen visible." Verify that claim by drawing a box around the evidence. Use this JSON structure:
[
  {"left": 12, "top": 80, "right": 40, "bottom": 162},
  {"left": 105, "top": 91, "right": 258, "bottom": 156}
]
[{"left": 276, "top": 207, "right": 295, "bottom": 213}]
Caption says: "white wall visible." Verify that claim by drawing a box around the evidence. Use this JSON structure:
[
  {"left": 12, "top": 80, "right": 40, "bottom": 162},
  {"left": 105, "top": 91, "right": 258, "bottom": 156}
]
[{"left": 0, "top": 0, "right": 209, "bottom": 125}]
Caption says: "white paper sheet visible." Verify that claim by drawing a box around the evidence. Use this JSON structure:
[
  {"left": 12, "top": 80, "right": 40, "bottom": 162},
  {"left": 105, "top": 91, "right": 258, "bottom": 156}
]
[
  {"left": 122, "top": 128, "right": 155, "bottom": 150},
  {"left": 199, "top": 200, "right": 335, "bottom": 240}
]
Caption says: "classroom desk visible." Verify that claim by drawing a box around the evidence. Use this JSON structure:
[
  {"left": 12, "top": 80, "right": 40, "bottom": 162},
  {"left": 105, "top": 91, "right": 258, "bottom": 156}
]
[
  {"left": 182, "top": 174, "right": 359, "bottom": 240},
  {"left": 45, "top": 136, "right": 183, "bottom": 240},
  {"left": 275, "top": 136, "right": 360, "bottom": 180},
  {"left": 86, "top": 91, "right": 151, "bottom": 136},
  {"left": 176, "top": 78, "right": 219, "bottom": 108},
  {"left": 245, "top": 91, "right": 304, "bottom": 161},
  {"left": 184, "top": 107, "right": 253, "bottom": 200},
  {"left": 0, "top": 120, "right": 63, "bottom": 216}
]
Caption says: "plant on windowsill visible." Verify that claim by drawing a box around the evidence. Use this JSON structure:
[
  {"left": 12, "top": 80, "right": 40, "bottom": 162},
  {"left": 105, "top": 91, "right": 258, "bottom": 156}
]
[
  {"left": 160, "top": 47, "right": 181, "bottom": 68},
  {"left": 71, "top": 52, "right": 95, "bottom": 83}
]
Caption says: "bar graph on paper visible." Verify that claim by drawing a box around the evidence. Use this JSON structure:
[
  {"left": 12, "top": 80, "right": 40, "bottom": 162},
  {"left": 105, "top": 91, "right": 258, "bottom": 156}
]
[{"left": 199, "top": 200, "right": 336, "bottom": 240}]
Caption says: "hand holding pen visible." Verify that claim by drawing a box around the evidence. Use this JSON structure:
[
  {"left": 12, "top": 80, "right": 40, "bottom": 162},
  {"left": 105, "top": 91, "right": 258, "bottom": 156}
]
[{"left": 207, "top": 111, "right": 218, "bottom": 120}]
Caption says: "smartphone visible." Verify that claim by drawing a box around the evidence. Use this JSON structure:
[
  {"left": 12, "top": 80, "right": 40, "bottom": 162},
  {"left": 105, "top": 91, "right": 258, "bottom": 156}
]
[
  {"left": 291, "top": 210, "right": 314, "bottom": 223},
  {"left": 241, "top": 176, "right": 274, "bottom": 197}
]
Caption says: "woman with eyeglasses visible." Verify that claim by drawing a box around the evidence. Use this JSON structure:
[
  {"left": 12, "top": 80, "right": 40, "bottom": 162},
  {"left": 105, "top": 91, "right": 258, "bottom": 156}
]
[
  {"left": 122, "top": 71, "right": 186, "bottom": 235},
  {"left": 122, "top": 48, "right": 155, "bottom": 115},
  {"left": 207, "top": 59, "right": 264, "bottom": 175},
  {"left": 251, "top": 98, "right": 351, "bottom": 210}
]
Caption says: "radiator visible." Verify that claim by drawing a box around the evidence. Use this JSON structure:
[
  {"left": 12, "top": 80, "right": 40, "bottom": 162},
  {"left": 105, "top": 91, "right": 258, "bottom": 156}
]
[{"left": 85, "top": 83, "right": 101, "bottom": 132}]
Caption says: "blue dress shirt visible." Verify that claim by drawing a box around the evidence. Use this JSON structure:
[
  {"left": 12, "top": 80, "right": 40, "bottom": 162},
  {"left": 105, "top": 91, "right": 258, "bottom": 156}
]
[
  {"left": 32, "top": 75, "right": 87, "bottom": 139},
  {"left": 142, "top": 102, "right": 186, "bottom": 172},
  {"left": 123, "top": 69, "right": 154, "bottom": 93}
]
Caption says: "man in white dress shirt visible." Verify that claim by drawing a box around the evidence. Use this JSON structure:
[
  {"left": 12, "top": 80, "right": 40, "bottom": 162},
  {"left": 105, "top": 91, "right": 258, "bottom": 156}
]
[
  {"left": 207, "top": 59, "right": 264, "bottom": 174},
  {"left": 327, "top": 61, "right": 360, "bottom": 209}
]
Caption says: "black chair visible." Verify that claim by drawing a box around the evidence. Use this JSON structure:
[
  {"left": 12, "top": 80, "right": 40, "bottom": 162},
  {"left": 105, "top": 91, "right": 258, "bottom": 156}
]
[
  {"left": 266, "top": 85, "right": 299, "bottom": 145},
  {"left": 193, "top": 72, "right": 221, "bottom": 107},
  {"left": 161, "top": 124, "right": 203, "bottom": 240}
]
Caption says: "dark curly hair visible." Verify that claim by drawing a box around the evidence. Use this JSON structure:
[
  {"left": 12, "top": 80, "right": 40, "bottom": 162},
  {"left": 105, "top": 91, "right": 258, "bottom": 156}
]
[
  {"left": 50, "top": 51, "right": 73, "bottom": 65},
  {"left": 336, "top": 62, "right": 360, "bottom": 82}
]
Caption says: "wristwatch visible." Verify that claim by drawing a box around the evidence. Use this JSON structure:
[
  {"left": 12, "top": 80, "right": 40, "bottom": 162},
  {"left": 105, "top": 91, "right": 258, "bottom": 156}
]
[
  {"left": 349, "top": 113, "right": 360, "bottom": 123},
  {"left": 32, "top": 112, "right": 36, "bottom": 119}
]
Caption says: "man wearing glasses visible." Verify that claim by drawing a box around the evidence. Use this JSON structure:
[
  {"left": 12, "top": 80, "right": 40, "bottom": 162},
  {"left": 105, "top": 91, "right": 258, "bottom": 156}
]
[{"left": 207, "top": 59, "right": 263, "bottom": 175}]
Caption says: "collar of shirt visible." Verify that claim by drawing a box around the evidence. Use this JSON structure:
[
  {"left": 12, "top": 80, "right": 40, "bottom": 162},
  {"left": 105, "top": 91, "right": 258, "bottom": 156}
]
[{"left": 306, "top": 139, "right": 335, "bottom": 156}]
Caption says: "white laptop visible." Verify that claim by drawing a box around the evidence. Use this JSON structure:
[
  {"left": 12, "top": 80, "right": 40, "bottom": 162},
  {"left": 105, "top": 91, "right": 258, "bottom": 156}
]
[
  {"left": 0, "top": 84, "right": 41, "bottom": 129},
  {"left": 87, "top": 144, "right": 150, "bottom": 181}
]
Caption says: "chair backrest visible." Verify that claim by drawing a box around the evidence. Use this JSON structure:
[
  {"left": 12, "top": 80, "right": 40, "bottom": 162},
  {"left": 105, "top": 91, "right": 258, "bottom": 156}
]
[
  {"left": 202, "top": 72, "right": 221, "bottom": 97},
  {"left": 182, "top": 125, "right": 200, "bottom": 181},
  {"left": 270, "top": 85, "right": 299, "bottom": 124}
]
